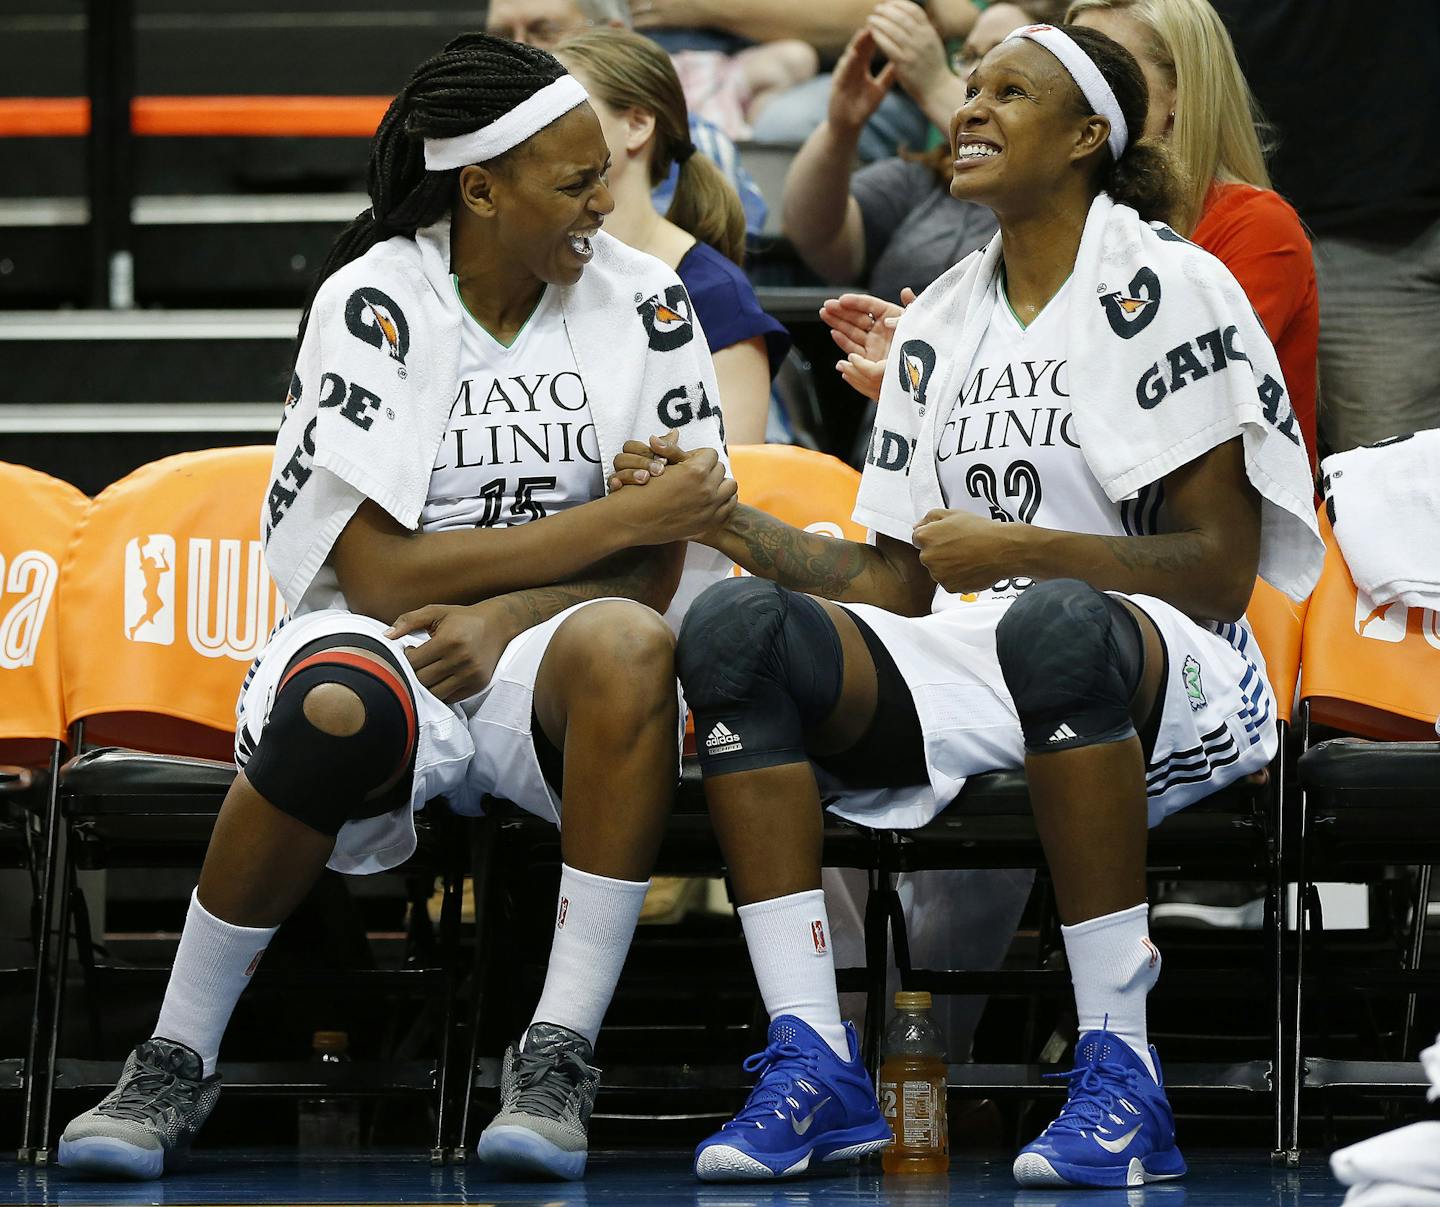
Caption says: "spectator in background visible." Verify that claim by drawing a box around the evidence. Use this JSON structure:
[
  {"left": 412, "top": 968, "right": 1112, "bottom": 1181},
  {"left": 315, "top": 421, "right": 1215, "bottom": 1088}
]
[
  {"left": 1067, "top": 0, "right": 1318, "bottom": 472},
  {"left": 487, "top": 0, "right": 771, "bottom": 235},
  {"left": 557, "top": 28, "right": 789, "bottom": 444},
  {"left": 1210, "top": 0, "right": 1440, "bottom": 453},
  {"left": 634, "top": 0, "right": 987, "bottom": 162},
  {"left": 782, "top": 3, "right": 1029, "bottom": 303}
]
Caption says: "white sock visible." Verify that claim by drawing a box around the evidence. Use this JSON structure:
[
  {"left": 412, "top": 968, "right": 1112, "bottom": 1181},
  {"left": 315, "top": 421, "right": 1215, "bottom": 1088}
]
[
  {"left": 1061, "top": 902, "right": 1162, "bottom": 1080},
  {"left": 737, "top": 889, "right": 850, "bottom": 1060},
  {"left": 529, "top": 863, "right": 649, "bottom": 1049},
  {"left": 152, "top": 889, "right": 278, "bottom": 1077}
]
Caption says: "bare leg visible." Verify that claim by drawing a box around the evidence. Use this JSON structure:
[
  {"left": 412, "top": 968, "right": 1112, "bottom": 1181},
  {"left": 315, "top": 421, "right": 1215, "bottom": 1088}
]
[
  {"left": 533, "top": 601, "right": 680, "bottom": 880},
  {"left": 1025, "top": 600, "right": 1165, "bottom": 925}
]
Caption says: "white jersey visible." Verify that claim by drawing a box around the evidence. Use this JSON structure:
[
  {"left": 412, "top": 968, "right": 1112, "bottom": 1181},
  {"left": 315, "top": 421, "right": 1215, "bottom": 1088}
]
[
  {"left": 932, "top": 274, "right": 1164, "bottom": 609},
  {"left": 422, "top": 281, "right": 603, "bottom": 532},
  {"left": 829, "top": 274, "right": 1275, "bottom": 831}
]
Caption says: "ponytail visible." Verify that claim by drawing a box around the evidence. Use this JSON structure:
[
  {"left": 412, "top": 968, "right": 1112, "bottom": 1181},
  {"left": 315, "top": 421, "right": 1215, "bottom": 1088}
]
[
  {"left": 295, "top": 34, "right": 567, "bottom": 348},
  {"left": 666, "top": 151, "right": 746, "bottom": 267},
  {"left": 1105, "top": 137, "right": 1188, "bottom": 227},
  {"left": 555, "top": 27, "right": 748, "bottom": 266}
]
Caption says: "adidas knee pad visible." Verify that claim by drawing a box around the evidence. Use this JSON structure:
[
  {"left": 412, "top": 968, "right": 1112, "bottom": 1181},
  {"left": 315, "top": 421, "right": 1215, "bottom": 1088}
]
[
  {"left": 676, "top": 577, "right": 844, "bottom": 775},
  {"left": 995, "top": 580, "right": 1145, "bottom": 754},
  {"left": 242, "top": 633, "right": 417, "bottom": 835}
]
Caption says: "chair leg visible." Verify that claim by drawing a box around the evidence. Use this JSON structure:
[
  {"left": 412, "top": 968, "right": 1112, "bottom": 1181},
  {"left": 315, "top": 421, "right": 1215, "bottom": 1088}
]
[
  {"left": 1267, "top": 741, "right": 1287, "bottom": 1161},
  {"left": 36, "top": 842, "right": 77, "bottom": 1164},
  {"left": 430, "top": 813, "right": 466, "bottom": 1163},
  {"left": 453, "top": 813, "right": 498, "bottom": 1160},
  {"left": 18, "top": 744, "right": 62, "bottom": 1163},
  {"left": 1401, "top": 863, "right": 1432, "bottom": 1059},
  {"left": 861, "top": 862, "right": 892, "bottom": 1080},
  {"left": 1285, "top": 784, "right": 1310, "bottom": 1160}
]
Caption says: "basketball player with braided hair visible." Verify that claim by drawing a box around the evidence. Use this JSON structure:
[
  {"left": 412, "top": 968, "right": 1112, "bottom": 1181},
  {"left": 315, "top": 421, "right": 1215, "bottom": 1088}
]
[{"left": 58, "top": 34, "right": 734, "bottom": 1181}]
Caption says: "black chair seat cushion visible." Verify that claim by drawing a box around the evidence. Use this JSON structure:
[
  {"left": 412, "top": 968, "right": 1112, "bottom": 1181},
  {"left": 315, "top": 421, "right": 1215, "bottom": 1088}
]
[
  {"left": 1299, "top": 738, "right": 1440, "bottom": 796},
  {"left": 62, "top": 747, "right": 237, "bottom": 805}
]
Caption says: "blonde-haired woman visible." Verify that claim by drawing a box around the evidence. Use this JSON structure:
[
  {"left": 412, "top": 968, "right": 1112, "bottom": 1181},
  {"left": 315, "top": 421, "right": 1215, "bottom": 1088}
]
[
  {"left": 557, "top": 27, "right": 789, "bottom": 445},
  {"left": 1066, "top": 0, "right": 1319, "bottom": 470}
]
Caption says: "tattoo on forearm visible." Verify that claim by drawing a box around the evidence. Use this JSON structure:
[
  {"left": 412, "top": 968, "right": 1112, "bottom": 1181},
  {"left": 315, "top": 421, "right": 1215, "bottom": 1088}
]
[
  {"left": 1098, "top": 532, "right": 1208, "bottom": 576},
  {"left": 730, "top": 506, "right": 876, "bottom": 599}
]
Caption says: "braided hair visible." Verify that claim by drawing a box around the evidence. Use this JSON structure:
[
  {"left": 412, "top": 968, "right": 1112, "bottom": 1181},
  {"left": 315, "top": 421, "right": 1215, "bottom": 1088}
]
[{"left": 295, "top": 34, "right": 568, "bottom": 346}]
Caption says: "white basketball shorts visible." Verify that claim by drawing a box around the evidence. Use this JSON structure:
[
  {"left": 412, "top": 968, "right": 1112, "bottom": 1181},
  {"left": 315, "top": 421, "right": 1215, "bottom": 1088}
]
[
  {"left": 234, "top": 599, "right": 622, "bottom": 875},
  {"left": 827, "top": 592, "right": 1276, "bottom": 831}
]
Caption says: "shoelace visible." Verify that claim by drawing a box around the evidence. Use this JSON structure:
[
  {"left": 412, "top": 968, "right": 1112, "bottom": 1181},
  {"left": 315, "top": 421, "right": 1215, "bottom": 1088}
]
[
  {"left": 1041, "top": 1059, "right": 1146, "bottom": 1135},
  {"left": 98, "top": 1066, "right": 200, "bottom": 1125},
  {"left": 723, "top": 1039, "right": 823, "bottom": 1131},
  {"left": 511, "top": 1046, "right": 591, "bottom": 1118}
]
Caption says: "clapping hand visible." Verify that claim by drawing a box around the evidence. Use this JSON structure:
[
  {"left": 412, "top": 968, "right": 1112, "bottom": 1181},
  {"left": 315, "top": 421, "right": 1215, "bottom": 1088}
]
[{"left": 819, "top": 287, "right": 917, "bottom": 401}]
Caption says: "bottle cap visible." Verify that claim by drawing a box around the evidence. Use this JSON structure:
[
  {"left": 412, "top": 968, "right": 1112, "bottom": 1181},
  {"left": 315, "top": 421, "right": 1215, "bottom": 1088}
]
[
  {"left": 312, "top": 1030, "right": 349, "bottom": 1053},
  {"left": 894, "top": 990, "right": 932, "bottom": 1010}
]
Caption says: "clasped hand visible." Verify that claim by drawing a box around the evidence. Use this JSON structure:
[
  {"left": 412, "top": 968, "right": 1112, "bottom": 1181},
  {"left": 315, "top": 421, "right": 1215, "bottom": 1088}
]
[
  {"left": 607, "top": 430, "right": 737, "bottom": 543},
  {"left": 912, "top": 508, "right": 1018, "bottom": 594}
]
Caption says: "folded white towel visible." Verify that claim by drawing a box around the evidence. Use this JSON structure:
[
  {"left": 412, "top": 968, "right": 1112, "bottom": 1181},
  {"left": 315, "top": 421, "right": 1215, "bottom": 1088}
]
[
  {"left": 854, "top": 191, "right": 1323, "bottom": 601},
  {"left": 1323, "top": 429, "right": 1440, "bottom": 611},
  {"left": 1344, "top": 1182, "right": 1440, "bottom": 1206},
  {"left": 1425, "top": 1033, "right": 1440, "bottom": 1101},
  {"left": 1333, "top": 1122, "right": 1440, "bottom": 1191},
  {"left": 262, "top": 221, "right": 731, "bottom": 622}
]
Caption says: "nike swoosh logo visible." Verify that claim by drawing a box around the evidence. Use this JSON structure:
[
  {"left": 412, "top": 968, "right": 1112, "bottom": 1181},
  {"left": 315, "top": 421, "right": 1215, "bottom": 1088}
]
[
  {"left": 791, "top": 1097, "right": 831, "bottom": 1135},
  {"left": 1094, "top": 1124, "right": 1142, "bottom": 1153}
]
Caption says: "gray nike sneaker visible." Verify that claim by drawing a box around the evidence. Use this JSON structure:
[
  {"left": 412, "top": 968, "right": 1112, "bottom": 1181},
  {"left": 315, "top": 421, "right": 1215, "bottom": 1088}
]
[
  {"left": 475, "top": 1022, "right": 600, "bottom": 1180},
  {"left": 57, "top": 1038, "right": 221, "bottom": 1179}
]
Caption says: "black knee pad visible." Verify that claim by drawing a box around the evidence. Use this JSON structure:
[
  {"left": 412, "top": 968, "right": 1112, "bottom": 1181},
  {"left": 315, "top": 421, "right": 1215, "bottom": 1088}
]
[
  {"left": 676, "top": 577, "right": 844, "bottom": 775},
  {"left": 242, "top": 633, "right": 417, "bottom": 835},
  {"left": 994, "top": 580, "right": 1146, "bottom": 754}
]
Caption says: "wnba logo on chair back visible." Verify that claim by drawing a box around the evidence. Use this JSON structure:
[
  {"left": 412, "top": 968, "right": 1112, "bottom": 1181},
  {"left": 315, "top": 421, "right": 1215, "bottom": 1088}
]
[
  {"left": 123, "top": 533, "right": 283, "bottom": 660},
  {"left": 1353, "top": 588, "right": 1440, "bottom": 649}
]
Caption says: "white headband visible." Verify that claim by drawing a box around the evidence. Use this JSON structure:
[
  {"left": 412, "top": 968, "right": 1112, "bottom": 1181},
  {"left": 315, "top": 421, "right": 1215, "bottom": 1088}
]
[
  {"left": 1003, "top": 24, "right": 1129, "bottom": 162},
  {"left": 423, "top": 74, "right": 590, "bottom": 170}
]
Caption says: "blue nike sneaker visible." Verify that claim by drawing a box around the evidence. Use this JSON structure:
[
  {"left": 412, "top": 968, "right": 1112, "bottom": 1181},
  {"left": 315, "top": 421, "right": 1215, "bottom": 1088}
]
[
  {"left": 694, "top": 1016, "right": 892, "bottom": 1181},
  {"left": 1013, "top": 1029, "right": 1186, "bottom": 1188}
]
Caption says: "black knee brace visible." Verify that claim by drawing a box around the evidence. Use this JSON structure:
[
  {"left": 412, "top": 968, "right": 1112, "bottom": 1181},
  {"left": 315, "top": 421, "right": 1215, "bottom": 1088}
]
[
  {"left": 676, "top": 577, "right": 844, "bottom": 775},
  {"left": 994, "top": 580, "right": 1146, "bottom": 754},
  {"left": 242, "top": 633, "right": 417, "bottom": 835}
]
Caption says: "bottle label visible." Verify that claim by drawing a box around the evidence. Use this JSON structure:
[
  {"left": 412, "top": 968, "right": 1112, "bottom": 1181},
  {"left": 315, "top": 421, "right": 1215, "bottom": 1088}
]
[{"left": 902, "top": 1080, "right": 937, "bottom": 1148}]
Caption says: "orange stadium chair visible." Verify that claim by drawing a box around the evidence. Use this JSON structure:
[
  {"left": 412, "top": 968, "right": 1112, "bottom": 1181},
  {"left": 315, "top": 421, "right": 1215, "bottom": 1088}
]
[
  {"left": 1285, "top": 507, "right": 1440, "bottom": 1155},
  {"left": 455, "top": 445, "right": 881, "bottom": 1155},
  {"left": 868, "top": 575, "right": 1306, "bottom": 1153},
  {"left": 34, "top": 448, "right": 466, "bottom": 1162},
  {"left": 0, "top": 463, "right": 87, "bottom": 1160}
]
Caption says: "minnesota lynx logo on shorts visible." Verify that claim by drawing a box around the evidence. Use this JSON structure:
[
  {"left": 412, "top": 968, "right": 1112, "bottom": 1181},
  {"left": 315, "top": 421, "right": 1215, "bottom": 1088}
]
[
  {"left": 897, "top": 339, "right": 937, "bottom": 416},
  {"left": 1181, "top": 654, "right": 1206, "bottom": 712},
  {"left": 637, "top": 284, "right": 694, "bottom": 352},
  {"left": 344, "top": 286, "right": 410, "bottom": 366},
  {"left": 1099, "top": 266, "right": 1161, "bottom": 339}
]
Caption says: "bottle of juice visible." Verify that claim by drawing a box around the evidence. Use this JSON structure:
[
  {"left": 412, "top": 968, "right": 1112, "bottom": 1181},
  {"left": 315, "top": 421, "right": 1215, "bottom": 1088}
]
[{"left": 879, "top": 990, "right": 949, "bottom": 1174}]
